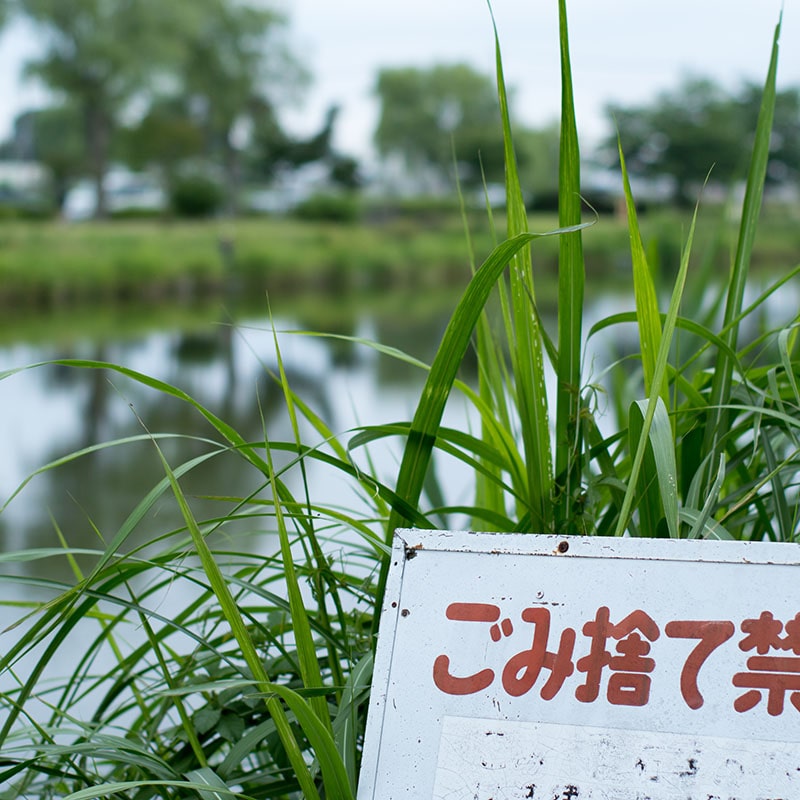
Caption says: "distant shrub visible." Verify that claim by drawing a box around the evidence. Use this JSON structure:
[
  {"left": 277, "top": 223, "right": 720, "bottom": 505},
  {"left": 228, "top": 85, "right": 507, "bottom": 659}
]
[
  {"left": 18, "top": 204, "right": 57, "bottom": 221},
  {"left": 526, "top": 189, "right": 560, "bottom": 213},
  {"left": 109, "top": 207, "right": 164, "bottom": 221},
  {"left": 392, "top": 196, "right": 462, "bottom": 216},
  {"left": 0, "top": 202, "right": 56, "bottom": 221},
  {"left": 170, "top": 175, "right": 224, "bottom": 218},
  {"left": 362, "top": 195, "right": 465, "bottom": 225},
  {"left": 292, "top": 192, "right": 361, "bottom": 223}
]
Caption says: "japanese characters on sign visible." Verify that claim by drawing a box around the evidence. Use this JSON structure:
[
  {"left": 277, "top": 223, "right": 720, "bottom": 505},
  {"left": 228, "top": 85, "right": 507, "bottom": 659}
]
[{"left": 433, "top": 602, "right": 800, "bottom": 716}]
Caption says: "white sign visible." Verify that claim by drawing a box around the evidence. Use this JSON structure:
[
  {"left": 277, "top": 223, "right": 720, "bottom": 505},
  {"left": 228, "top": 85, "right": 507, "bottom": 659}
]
[{"left": 358, "top": 530, "right": 800, "bottom": 799}]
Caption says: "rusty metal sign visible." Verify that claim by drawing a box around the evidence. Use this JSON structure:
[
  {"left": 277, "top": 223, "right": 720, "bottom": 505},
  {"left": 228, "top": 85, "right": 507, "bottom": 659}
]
[{"left": 358, "top": 530, "right": 800, "bottom": 799}]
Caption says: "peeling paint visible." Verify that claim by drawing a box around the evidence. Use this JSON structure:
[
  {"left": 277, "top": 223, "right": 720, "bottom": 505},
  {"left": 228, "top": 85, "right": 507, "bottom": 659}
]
[{"left": 432, "top": 717, "right": 800, "bottom": 798}]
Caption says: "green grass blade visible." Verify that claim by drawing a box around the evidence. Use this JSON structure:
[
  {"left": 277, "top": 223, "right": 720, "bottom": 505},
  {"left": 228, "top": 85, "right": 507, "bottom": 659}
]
[
  {"left": 614, "top": 195, "right": 701, "bottom": 537},
  {"left": 261, "top": 421, "right": 331, "bottom": 732},
  {"left": 134, "top": 592, "right": 209, "bottom": 769},
  {"left": 589, "top": 312, "right": 730, "bottom": 361},
  {"left": 376, "top": 225, "right": 589, "bottom": 619},
  {"left": 267, "top": 318, "right": 338, "bottom": 727},
  {"left": 492, "top": 8, "right": 554, "bottom": 532},
  {"left": 464, "top": 160, "right": 510, "bottom": 528},
  {"left": 685, "top": 453, "right": 726, "bottom": 540},
  {"left": 332, "top": 652, "right": 373, "bottom": 795},
  {"left": 760, "top": 427, "right": 792, "bottom": 542},
  {"left": 148, "top": 436, "right": 321, "bottom": 800},
  {"left": 554, "top": 0, "right": 587, "bottom": 531},
  {"left": 618, "top": 138, "right": 666, "bottom": 407},
  {"left": 1, "top": 432, "right": 220, "bottom": 513},
  {"left": 386, "top": 234, "right": 530, "bottom": 532},
  {"left": 702, "top": 16, "right": 781, "bottom": 481},
  {"left": 184, "top": 767, "right": 231, "bottom": 800},
  {"left": 386, "top": 235, "right": 533, "bottom": 521},
  {"left": 271, "top": 684, "right": 355, "bottom": 800},
  {"left": 629, "top": 398, "right": 679, "bottom": 538},
  {"left": 682, "top": 513, "right": 733, "bottom": 541},
  {"left": 2, "top": 446, "right": 227, "bottom": 643},
  {"left": 778, "top": 327, "right": 800, "bottom": 408},
  {"left": 63, "top": 779, "right": 242, "bottom": 799}
]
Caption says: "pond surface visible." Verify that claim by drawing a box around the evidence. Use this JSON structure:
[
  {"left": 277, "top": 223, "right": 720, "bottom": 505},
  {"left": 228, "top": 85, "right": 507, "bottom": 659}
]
[
  {"left": 0, "top": 294, "right": 501, "bottom": 727},
  {"left": 3, "top": 272, "right": 794, "bottom": 599},
  {"left": 0, "top": 299, "right": 482, "bottom": 595}
]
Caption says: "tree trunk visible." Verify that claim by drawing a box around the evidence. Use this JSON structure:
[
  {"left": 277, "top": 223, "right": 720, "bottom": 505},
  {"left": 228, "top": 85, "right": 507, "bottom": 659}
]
[
  {"left": 674, "top": 177, "right": 695, "bottom": 210},
  {"left": 223, "top": 134, "right": 240, "bottom": 217},
  {"left": 85, "top": 102, "right": 111, "bottom": 219}
]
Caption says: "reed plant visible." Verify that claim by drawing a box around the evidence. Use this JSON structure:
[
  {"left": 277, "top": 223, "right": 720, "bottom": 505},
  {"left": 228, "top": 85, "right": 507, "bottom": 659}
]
[{"left": 2, "top": 1, "right": 799, "bottom": 797}]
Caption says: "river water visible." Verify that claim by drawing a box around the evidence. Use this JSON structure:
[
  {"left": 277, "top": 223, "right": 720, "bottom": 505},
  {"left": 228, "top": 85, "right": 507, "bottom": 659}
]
[
  {"left": 4, "top": 272, "right": 795, "bottom": 598},
  {"left": 0, "top": 295, "right": 493, "bottom": 733},
  {"left": 0, "top": 299, "right": 482, "bottom": 595}
]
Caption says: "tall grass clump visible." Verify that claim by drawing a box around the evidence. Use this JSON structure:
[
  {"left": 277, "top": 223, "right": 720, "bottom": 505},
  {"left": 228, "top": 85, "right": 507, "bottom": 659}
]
[{"left": 2, "top": 2, "right": 798, "bottom": 797}]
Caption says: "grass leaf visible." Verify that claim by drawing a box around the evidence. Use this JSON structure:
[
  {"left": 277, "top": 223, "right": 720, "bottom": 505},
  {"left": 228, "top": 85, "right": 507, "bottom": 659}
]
[
  {"left": 701, "top": 15, "right": 781, "bottom": 486},
  {"left": 554, "top": 0, "right": 587, "bottom": 530}
]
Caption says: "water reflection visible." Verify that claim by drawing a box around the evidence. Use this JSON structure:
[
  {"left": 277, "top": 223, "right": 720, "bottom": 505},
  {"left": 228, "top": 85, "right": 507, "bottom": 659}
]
[
  {"left": 3, "top": 274, "right": 797, "bottom": 597},
  {"left": 0, "top": 303, "right": 476, "bottom": 596}
]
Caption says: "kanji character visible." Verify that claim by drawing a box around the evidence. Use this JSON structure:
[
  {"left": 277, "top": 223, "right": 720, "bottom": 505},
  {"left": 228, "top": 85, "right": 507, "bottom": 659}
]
[
  {"left": 740, "top": 611, "right": 783, "bottom": 654},
  {"left": 576, "top": 607, "right": 660, "bottom": 706},
  {"left": 733, "top": 611, "right": 800, "bottom": 716},
  {"left": 783, "top": 613, "right": 800, "bottom": 654},
  {"left": 665, "top": 620, "right": 735, "bottom": 709}
]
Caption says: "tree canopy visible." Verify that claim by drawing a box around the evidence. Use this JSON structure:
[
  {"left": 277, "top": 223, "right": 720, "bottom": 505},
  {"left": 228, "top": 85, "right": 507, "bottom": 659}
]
[
  {"left": 17, "top": 0, "right": 181, "bottom": 216},
  {"left": 605, "top": 77, "right": 800, "bottom": 205},
  {"left": 374, "top": 63, "right": 507, "bottom": 190},
  {"left": 119, "top": 99, "right": 205, "bottom": 187},
  {"left": 174, "top": 0, "right": 308, "bottom": 212},
  {"left": 9, "top": 0, "right": 310, "bottom": 217},
  {"left": 12, "top": 6, "right": 800, "bottom": 218},
  {"left": 7, "top": 105, "right": 84, "bottom": 208}
]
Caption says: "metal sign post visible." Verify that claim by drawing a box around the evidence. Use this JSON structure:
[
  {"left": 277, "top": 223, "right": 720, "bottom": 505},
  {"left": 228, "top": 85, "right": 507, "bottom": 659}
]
[{"left": 358, "top": 530, "right": 800, "bottom": 799}]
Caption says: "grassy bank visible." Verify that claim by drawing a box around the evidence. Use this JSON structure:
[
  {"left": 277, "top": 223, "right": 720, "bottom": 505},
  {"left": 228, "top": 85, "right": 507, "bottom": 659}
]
[
  {"left": 0, "top": 204, "right": 798, "bottom": 310},
  {"left": 0, "top": 215, "right": 480, "bottom": 308}
]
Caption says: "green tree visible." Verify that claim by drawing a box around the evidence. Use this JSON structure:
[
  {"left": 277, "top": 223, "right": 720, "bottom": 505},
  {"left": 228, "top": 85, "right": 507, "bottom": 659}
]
[
  {"left": 737, "top": 83, "right": 800, "bottom": 186},
  {"left": 9, "top": 105, "right": 85, "bottom": 210},
  {"left": 605, "top": 78, "right": 800, "bottom": 206},
  {"left": 119, "top": 98, "right": 205, "bottom": 198},
  {"left": 515, "top": 123, "right": 560, "bottom": 206},
  {"left": 328, "top": 154, "right": 361, "bottom": 190},
  {"left": 177, "top": 0, "right": 308, "bottom": 213},
  {"left": 250, "top": 102, "right": 336, "bottom": 178},
  {"left": 249, "top": 102, "right": 361, "bottom": 190},
  {"left": 17, "top": 0, "right": 180, "bottom": 218},
  {"left": 15, "top": 0, "right": 306, "bottom": 218},
  {"left": 373, "top": 64, "right": 506, "bottom": 190},
  {"left": 606, "top": 78, "right": 745, "bottom": 206}
]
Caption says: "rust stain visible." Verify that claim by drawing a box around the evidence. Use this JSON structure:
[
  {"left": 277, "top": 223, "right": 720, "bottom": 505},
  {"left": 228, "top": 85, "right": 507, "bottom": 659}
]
[{"left": 404, "top": 542, "right": 423, "bottom": 560}]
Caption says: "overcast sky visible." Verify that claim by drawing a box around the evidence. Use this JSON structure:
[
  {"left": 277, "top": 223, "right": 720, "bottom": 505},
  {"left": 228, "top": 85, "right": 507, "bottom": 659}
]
[
  {"left": 0, "top": 0, "right": 795, "bottom": 160},
  {"left": 285, "top": 0, "right": 798, "bottom": 158}
]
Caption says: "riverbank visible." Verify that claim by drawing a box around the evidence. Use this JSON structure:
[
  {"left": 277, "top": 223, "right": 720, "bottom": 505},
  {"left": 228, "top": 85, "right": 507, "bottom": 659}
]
[{"left": 0, "top": 206, "right": 797, "bottom": 311}]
